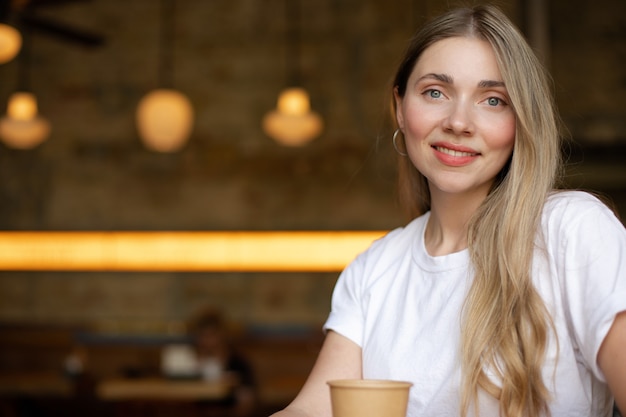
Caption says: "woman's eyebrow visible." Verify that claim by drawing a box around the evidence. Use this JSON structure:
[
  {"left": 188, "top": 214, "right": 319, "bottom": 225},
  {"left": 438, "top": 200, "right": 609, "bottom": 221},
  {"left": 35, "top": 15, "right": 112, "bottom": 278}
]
[
  {"left": 478, "top": 79, "right": 506, "bottom": 88},
  {"left": 417, "top": 74, "right": 505, "bottom": 89},
  {"left": 417, "top": 73, "right": 453, "bottom": 84}
]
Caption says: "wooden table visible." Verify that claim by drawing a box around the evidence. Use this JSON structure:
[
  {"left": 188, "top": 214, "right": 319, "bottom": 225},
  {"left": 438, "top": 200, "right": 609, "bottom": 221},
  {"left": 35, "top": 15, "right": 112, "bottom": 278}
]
[
  {"left": 97, "top": 378, "right": 237, "bottom": 417},
  {"left": 0, "top": 373, "right": 73, "bottom": 397},
  {"left": 97, "top": 377, "right": 234, "bottom": 401}
]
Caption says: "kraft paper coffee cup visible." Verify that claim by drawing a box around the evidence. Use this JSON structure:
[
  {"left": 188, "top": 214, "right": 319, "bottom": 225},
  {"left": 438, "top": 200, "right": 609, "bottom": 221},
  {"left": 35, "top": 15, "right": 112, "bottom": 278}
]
[{"left": 327, "top": 379, "right": 412, "bottom": 417}]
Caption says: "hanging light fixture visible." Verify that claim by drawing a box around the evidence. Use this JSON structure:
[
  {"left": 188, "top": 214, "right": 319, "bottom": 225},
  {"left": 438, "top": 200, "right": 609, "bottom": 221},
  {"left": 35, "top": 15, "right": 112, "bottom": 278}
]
[
  {"left": 262, "top": 0, "right": 323, "bottom": 146},
  {"left": 263, "top": 87, "right": 322, "bottom": 146},
  {"left": 137, "top": 88, "right": 192, "bottom": 153},
  {"left": 136, "top": 0, "right": 193, "bottom": 153},
  {"left": 0, "top": 28, "right": 50, "bottom": 149},
  {"left": 0, "top": 22, "right": 22, "bottom": 64},
  {"left": 0, "top": 91, "right": 50, "bottom": 149}
]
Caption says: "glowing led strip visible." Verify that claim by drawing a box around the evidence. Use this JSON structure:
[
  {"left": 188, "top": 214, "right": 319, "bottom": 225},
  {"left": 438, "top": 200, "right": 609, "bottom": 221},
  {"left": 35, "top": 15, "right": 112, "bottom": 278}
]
[{"left": 0, "top": 231, "right": 386, "bottom": 272}]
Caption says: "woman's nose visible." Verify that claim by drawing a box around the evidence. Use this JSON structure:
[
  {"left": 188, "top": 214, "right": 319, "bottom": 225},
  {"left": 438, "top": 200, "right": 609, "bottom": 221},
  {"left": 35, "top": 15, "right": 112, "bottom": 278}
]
[{"left": 443, "top": 101, "right": 474, "bottom": 136}]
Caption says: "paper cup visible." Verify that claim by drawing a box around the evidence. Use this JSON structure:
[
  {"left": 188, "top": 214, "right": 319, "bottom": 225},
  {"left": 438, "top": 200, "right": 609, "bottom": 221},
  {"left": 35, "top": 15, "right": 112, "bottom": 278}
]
[{"left": 327, "top": 379, "right": 412, "bottom": 417}]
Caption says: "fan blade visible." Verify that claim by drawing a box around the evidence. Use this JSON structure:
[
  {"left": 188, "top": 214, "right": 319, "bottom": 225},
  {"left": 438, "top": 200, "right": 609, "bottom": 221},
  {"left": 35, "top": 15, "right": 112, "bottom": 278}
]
[
  {"left": 20, "top": 0, "right": 94, "bottom": 8},
  {"left": 0, "top": 0, "right": 11, "bottom": 21},
  {"left": 20, "top": 12, "right": 104, "bottom": 47}
]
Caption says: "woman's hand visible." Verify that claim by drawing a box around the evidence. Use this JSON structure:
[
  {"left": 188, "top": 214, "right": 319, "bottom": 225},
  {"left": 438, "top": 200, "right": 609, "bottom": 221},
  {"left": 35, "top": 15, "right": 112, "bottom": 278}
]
[{"left": 270, "top": 330, "right": 362, "bottom": 417}]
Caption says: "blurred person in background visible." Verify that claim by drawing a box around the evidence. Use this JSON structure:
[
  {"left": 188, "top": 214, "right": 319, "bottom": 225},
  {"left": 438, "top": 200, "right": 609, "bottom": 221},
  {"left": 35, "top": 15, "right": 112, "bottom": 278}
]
[
  {"left": 162, "top": 307, "right": 257, "bottom": 417},
  {"left": 188, "top": 307, "right": 257, "bottom": 417}
]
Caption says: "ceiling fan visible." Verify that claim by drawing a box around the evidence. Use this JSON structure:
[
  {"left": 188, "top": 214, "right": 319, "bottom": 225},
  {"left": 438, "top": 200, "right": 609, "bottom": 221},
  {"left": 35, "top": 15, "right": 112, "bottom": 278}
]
[{"left": 0, "top": 0, "right": 104, "bottom": 47}]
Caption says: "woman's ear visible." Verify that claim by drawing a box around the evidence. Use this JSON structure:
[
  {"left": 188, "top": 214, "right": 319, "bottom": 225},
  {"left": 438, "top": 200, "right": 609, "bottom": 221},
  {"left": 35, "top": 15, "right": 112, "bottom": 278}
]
[{"left": 393, "top": 86, "right": 404, "bottom": 130}]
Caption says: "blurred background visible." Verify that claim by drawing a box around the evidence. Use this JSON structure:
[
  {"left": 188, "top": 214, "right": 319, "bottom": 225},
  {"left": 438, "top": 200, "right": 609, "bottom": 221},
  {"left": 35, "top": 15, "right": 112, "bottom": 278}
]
[{"left": 0, "top": 0, "right": 624, "bottom": 415}]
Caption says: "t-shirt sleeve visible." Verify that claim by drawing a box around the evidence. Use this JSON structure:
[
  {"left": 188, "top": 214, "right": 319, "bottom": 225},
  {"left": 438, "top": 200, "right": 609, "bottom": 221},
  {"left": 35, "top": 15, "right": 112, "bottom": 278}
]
[
  {"left": 555, "top": 194, "right": 626, "bottom": 382},
  {"left": 323, "top": 252, "right": 367, "bottom": 347}
]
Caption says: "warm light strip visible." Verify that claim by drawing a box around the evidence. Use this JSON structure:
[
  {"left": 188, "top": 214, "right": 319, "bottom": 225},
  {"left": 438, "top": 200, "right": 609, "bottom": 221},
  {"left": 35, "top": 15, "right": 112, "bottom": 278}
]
[{"left": 0, "top": 231, "right": 387, "bottom": 272}]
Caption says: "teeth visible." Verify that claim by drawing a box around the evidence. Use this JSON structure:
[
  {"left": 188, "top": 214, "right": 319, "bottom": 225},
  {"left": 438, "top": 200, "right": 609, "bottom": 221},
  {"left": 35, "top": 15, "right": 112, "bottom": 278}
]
[{"left": 435, "top": 146, "right": 475, "bottom": 157}]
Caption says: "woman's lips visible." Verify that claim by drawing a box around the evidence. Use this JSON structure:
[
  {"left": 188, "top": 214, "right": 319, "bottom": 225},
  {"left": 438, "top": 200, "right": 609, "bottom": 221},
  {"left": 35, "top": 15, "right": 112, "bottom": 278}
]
[
  {"left": 432, "top": 144, "right": 480, "bottom": 166},
  {"left": 433, "top": 146, "right": 478, "bottom": 157}
]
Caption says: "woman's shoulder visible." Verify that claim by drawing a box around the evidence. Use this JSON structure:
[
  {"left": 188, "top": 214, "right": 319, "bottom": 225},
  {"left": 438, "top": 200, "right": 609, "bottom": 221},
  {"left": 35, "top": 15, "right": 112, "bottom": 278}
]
[
  {"left": 544, "top": 190, "right": 619, "bottom": 220},
  {"left": 369, "top": 214, "right": 427, "bottom": 251},
  {"left": 350, "top": 214, "right": 428, "bottom": 270},
  {"left": 542, "top": 190, "right": 624, "bottom": 241}
]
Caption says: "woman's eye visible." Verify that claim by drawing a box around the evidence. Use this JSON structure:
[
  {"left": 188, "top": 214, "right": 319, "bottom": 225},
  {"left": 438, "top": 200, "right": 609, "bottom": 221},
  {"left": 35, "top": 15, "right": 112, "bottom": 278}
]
[
  {"left": 426, "top": 89, "right": 442, "bottom": 99},
  {"left": 486, "top": 97, "right": 503, "bottom": 106}
]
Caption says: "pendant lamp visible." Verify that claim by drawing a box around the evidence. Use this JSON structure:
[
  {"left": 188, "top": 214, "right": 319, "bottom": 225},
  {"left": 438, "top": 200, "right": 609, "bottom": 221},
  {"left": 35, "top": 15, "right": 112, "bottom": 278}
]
[
  {"left": 136, "top": 0, "right": 193, "bottom": 153},
  {"left": 0, "top": 91, "right": 50, "bottom": 149},
  {"left": 262, "top": 87, "right": 322, "bottom": 146},
  {"left": 262, "top": 0, "right": 322, "bottom": 146},
  {"left": 0, "top": 29, "right": 50, "bottom": 149},
  {"left": 0, "top": 23, "right": 22, "bottom": 64}
]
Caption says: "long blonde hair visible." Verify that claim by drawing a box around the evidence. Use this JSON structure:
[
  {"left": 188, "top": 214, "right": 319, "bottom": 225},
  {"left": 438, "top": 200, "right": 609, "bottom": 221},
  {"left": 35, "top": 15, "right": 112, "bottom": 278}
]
[{"left": 392, "top": 5, "right": 562, "bottom": 417}]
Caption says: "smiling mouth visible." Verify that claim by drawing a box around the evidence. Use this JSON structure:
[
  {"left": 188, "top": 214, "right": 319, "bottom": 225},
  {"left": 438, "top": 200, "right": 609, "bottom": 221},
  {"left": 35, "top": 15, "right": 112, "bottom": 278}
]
[{"left": 433, "top": 146, "right": 479, "bottom": 157}]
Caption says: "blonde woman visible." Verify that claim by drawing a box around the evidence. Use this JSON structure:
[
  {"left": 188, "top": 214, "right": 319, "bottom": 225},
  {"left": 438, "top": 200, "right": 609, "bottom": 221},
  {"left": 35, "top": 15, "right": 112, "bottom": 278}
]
[{"left": 271, "top": 5, "right": 626, "bottom": 417}]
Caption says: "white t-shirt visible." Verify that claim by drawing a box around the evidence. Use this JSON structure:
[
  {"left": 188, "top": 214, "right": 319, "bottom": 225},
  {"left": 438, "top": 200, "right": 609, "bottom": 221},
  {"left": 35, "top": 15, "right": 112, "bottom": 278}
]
[{"left": 324, "top": 191, "right": 626, "bottom": 417}]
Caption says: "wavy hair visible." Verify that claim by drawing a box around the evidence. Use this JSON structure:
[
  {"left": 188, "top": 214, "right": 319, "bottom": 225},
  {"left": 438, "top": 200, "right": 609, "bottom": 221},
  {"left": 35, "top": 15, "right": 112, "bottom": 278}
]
[{"left": 392, "top": 5, "right": 562, "bottom": 417}]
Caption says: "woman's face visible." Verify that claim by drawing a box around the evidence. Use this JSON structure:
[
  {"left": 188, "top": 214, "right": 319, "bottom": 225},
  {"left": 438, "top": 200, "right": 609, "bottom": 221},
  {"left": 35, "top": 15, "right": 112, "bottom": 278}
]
[{"left": 395, "top": 36, "right": 516, "bottom": 200}]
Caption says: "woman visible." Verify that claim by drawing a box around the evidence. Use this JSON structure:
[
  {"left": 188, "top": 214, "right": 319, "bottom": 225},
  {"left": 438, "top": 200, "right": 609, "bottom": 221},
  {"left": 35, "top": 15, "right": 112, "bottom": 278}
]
[{"left": 272, "top": 5, "right": 626, "bottom": 417}]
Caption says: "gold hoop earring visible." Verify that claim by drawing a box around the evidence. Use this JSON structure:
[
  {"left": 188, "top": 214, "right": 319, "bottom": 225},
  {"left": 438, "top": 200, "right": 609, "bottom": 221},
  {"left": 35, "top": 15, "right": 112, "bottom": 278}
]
[{"left": 392, "top": 129, "right": 407, "bottom": 156}]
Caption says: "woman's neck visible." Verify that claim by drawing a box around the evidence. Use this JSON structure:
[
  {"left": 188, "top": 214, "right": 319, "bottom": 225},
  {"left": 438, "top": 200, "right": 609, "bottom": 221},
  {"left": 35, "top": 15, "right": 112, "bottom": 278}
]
[{"left": 425, "top": 189, "right": 486, "bottom": 256}]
